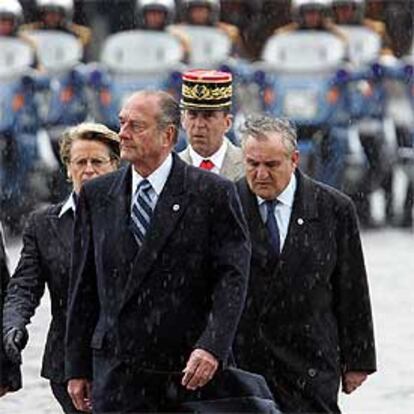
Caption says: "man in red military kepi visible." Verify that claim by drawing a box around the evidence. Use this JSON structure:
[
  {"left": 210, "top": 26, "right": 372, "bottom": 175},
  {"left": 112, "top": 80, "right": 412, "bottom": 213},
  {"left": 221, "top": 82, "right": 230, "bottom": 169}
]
[{"left": 179, "top": 69, "right": 244, "bottom": 182}]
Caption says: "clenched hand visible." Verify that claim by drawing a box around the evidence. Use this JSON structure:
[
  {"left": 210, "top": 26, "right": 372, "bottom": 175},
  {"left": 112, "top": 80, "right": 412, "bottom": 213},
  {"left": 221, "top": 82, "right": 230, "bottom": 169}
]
[{"left": 182, "top": 348, "right": 219, "bottom": 390}]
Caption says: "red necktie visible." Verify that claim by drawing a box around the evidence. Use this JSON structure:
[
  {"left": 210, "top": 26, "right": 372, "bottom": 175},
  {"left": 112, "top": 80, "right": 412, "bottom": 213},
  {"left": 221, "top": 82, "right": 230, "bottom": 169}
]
[{"left": 199, "top": 159, "right": 215, "bottom": 171}]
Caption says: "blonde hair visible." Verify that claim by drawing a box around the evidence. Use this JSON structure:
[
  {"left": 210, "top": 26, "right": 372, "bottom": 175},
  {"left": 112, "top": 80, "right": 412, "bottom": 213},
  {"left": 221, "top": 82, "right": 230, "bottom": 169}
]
[{"left": 59, "top": 122, "right": 121, "bottom": 167}]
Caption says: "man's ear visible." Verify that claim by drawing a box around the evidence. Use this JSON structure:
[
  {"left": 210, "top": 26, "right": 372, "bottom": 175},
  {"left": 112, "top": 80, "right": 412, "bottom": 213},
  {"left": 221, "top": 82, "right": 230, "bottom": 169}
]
[
  {"left": 163, "top": 125, "right": 176, "bottom": 148},
  {"left": 225, "top": 113, "right": 233, "bottom": 133}
]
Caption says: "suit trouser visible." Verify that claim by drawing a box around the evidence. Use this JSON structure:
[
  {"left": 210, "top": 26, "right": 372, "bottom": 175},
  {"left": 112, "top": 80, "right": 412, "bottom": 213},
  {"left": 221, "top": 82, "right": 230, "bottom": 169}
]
[
  {"left": 92, "top": 349, "right": 185, "bottom": 413},
  {"left": 50, "top": 381, "right": 84, "bottom": 414},
  {"left": 268, "top": 377, "right": 341, "bottom": 414}
]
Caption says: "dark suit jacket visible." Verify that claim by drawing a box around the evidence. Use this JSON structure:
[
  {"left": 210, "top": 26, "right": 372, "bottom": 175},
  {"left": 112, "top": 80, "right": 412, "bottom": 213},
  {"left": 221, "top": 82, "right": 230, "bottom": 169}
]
[
  {"left": 65, "top": 155, "right": 251, "bottom": 383},
  {"left": 1, "top": 224, "right": 21, "bottom": 391},
  {"left": 3, "top": 203, "right": 74, "bottom": 383},
  {"left": 234, "top": 170, "right": 376, "bottom": 413}
]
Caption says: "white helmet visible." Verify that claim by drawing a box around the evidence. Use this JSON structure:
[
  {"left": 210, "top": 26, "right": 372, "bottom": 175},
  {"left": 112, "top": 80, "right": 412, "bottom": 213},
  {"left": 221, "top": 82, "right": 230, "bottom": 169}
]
[
  {"left": 137, "top": 0, "right": 176, "bottom": 25},
  {"left": 182, "top": 0, "right": 221, "bottom": 25},
  {"left": 36, "top": 0, "right": 73, "bottom": 20},
  {"left": 332, "top": 0, "right": 365, "bottom": 23},
  {"left": 292, "top": 0, "right": 333, "bottom": 19},
  {"left": 0, "top": 0, "right": 23, "bottom": 23}
]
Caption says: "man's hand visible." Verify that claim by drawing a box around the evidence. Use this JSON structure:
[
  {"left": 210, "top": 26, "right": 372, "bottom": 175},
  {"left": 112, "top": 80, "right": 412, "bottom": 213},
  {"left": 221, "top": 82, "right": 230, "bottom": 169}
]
[
  {"left": 0, "top": 386, "right": 9, "bottom": 398},
  {"left": 181, "top": 348, "right": 219, "bottom": 390},
  {"left": 342, "top": 371, "right": 368, "bottom": 394},
  {"left": 3, "top": 327, "right": 28, "bottom": 364},
  {"left": 68, "top": 378, "right": 92, "bottom": 412}
]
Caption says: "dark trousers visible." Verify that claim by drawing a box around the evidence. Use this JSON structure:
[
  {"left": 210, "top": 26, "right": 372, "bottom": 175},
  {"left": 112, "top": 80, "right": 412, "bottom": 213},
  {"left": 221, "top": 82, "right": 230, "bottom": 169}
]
[
  {"left": 92, "top": 350, "right": 186, "bottom": 413},
  {"left": 268, "top": 377, "right": 341, "bottom": 414},
  {"left": 50, "top": 381, "right": 84, "bottom": 414}
]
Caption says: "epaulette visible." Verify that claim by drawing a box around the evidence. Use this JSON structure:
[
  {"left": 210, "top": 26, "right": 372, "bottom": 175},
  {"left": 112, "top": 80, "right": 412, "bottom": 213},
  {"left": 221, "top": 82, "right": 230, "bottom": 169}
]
[
  {"left": 217, "top": 21, "right": 241, "bottom": 43},
  {"left": 167, "top": 25, "right": 191, "bottom": 56},
  {"left": 363, "top": 18, "right": 387, "bottom": 36},
  {"left": 273, "top": 22, "right": 299, "bottom": 36},
  {"left": 324, "top": 20, "right": 348, "bottom": 44},
  {"left": 20, "top": 22, "right": 43, "bottom": 32},
  {"left": 17, "top": 31, "right": 38, "bottom": 50},
  {"left": 69, "top": 23, "right": 91, "bottom": 47}
]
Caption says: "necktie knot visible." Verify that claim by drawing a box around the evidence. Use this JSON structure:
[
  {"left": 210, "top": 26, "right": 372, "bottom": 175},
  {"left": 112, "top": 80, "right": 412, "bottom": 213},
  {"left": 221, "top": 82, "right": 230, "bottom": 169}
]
[
  {"left": 199, "top": 159, "right": 215, "bottom": 171},
  {"left": 265, "top": 199, "right": 278, "bottom": 212},
  {"left": 136, "top": 179, "right": 152, "bottom": 194}
]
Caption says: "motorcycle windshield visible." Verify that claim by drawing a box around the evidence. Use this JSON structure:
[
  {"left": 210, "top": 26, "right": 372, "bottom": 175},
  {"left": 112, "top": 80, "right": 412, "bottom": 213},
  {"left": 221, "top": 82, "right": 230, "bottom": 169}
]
[
  {"left": 177, "top": 25, "right": 232, "bottom": 68},
  {"left": 0, "top": 38, "right": 34, "bottom": 79},
  {"left": 101, "top": 30, "right": 184, "bottom": 74},
  {"left": 262, "top": 31, "right": 346, "bottom": 73},
  {"left": 24, "top": 30, "right": 82, "bottom": 73},
  {"left": 339, "top": 26, "right": 381, "bottom": 66}
]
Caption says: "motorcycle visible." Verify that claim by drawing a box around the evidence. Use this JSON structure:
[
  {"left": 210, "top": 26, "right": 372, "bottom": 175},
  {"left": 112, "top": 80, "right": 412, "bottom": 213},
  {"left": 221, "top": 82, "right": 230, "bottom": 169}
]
[
  {"left": 253, "top": 30, "right": 359, "bottom": 190},
  {"left": 0, "top": 36, "right": 46, "bottom": 231},
  {"left": 339, "top": 25, "right": 399, "bottom": 200},
  {"left": 24, "top": 30, "right": 90, "bottom": 200}
]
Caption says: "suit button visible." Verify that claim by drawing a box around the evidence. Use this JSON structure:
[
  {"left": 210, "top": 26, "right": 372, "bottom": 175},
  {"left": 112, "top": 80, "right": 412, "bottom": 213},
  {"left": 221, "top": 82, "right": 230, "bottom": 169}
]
[
  {"left": 112, "top": 269, "right": 119, "bottom": 279},
  {"left": 308, "top": 368, "right": 317, "bottom": 378}
]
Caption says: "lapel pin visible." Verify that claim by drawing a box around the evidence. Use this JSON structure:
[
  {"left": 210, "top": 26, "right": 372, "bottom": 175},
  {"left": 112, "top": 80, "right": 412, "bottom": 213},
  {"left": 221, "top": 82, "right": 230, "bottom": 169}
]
[
  {"left": 172, "top": 204, "right": 180, "bottom": 212},
  {"left": 297, "top": 218, "right": 304, "bottom": 225}
]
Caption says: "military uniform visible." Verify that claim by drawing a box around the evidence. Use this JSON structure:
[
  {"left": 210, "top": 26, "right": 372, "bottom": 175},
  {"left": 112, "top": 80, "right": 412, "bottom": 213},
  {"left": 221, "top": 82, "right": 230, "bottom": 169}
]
[{"left": 21, "top": 21, "right": 91, "bottom": 46}]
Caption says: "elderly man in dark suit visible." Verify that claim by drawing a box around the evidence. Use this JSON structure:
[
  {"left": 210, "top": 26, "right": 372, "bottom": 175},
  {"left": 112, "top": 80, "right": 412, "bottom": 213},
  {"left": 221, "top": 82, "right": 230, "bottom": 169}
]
[
  {"left": 2, "top": 123, "right": 120, "bottom": 413},
  {"left": 65, "top": 90, "right": 251, "bottom": 413},
  {"left": 234, "top": 114, "right": 377, "bottom": 413}
]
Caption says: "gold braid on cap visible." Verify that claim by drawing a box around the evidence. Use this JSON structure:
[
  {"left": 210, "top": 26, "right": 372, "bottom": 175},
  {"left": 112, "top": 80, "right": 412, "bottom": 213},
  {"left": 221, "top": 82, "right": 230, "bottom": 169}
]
[{"left": 182, "top": 83, "right": 232, "bottom": 101}]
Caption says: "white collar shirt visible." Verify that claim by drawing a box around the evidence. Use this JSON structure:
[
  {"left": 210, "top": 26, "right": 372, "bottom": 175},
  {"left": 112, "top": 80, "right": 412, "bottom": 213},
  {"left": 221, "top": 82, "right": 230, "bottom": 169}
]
[
  {"left": 188, "top": 138, "right": 228, "bottom": 175},
  {"left": 131, "top": 153, "right": 173, "bottom": 208},
  {"left": 257, "top": 173, "right": 297, "bottom": 252},
  {"left": 59, "top": 192, "right": 77, "bottom": 218}
]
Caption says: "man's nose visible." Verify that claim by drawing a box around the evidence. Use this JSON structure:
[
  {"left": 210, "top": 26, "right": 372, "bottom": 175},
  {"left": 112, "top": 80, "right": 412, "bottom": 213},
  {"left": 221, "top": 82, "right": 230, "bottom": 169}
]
[
  {"left": 256, "top": 165, "right": 269, "bottom": 180},
  {"left": 119, "top": 123, "right": 129, "bottom": 138},
  {"left": 193, "top": 114, "right": 206, "bottom": 128}
]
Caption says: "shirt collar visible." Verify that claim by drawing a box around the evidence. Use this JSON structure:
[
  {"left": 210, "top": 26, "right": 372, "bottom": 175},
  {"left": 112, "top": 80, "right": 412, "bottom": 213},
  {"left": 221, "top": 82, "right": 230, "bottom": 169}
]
[
  {"left": 257, "top": 172, "right": 297, "bottom": 207},
  {"left": 189, "top": 138, "right": 228, "bottom": 170},
  {"left": 132, "top": 153, "right": 173, "bottom": 196},
  {"left": 59, "top": 192, "right": 77, "bottom": 218}
]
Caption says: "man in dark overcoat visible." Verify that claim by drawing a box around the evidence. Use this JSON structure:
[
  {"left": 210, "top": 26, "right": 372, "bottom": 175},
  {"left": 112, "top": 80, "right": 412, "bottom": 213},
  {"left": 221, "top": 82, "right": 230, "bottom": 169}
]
[
  {"left": 234, "top": 114, "right": 377, "bottom": 413},
  {"left": 65, "top": 90, "right": 251, "bottom": 412}
]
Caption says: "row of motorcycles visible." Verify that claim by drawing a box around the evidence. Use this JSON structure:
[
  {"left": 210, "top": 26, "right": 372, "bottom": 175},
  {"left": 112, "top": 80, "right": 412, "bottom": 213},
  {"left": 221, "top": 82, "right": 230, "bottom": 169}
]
[{"left": 1, "top": 24, "right": 414, "bottom": 232}]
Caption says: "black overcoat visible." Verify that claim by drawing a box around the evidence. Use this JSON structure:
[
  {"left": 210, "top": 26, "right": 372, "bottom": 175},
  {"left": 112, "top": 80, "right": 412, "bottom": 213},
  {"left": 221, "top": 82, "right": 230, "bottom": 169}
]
[
  {"left": 3, "top": 204, "right": 73, "bottom": 383},
  {"left": 1, "top": 224, "right": 21, "bottom": 391},
  {"left": 234, "top": 170, "right": 377, "bottom": 413},
  {"left": 65, "top": 155, "right": 251, "bottom": 405}
]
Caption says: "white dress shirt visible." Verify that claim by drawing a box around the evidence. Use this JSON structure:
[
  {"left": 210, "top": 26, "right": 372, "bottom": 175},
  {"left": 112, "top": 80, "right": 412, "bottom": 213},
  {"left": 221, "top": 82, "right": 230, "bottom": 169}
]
[
  {"left": 257, "top": 173, "right": 297, "bottom": 252},
  {"left": 59, "top": 192, "right": 77, "bottom": 218},
  {"left": 188, "top": 139, "right": 228, "bottom": 175},
  {"left": 131, "top": 154, "right": 173, "bottom": 208}
]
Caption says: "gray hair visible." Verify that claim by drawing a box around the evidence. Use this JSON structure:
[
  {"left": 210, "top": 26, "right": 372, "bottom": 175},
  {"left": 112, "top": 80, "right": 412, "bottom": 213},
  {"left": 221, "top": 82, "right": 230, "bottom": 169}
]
[
  {"left": 133, "top": 90, "right": 181, "bottom": 144},
  {"left": 157, "top": 91, "right": 181, "bottom": 144},
  {"left": 240, "top": 114, "right": 298, "bottom": 155}
]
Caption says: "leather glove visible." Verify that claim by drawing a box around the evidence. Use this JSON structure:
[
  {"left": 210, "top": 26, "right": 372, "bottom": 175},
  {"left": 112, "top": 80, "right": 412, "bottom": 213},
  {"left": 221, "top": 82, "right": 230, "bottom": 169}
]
[{"left": 3, "top": 327, "right": 28, "bottom": 365}]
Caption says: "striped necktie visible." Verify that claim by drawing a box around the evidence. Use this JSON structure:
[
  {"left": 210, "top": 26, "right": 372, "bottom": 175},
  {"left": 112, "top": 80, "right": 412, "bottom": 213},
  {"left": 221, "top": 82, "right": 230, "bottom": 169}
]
[{"left": 131, "top": 179, "right": 155, "bottom": 245}]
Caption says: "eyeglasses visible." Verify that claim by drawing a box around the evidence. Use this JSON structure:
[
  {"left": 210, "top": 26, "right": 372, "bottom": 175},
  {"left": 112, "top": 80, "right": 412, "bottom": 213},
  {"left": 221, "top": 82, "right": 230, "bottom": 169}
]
[{"left": 70, "top": 157, "right": 112, "bottom": 169}]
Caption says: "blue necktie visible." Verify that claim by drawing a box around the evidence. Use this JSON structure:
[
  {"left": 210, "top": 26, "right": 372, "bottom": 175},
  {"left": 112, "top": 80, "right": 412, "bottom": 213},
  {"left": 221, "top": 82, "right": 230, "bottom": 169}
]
[
  {"left": 265, "top": 200, "right": 280, "bottom": 256},
  {"left": 131, "top": 179, "right": 155, "bottom": 245}
]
